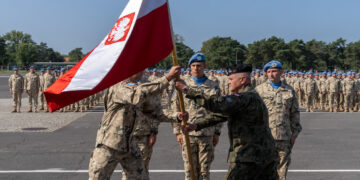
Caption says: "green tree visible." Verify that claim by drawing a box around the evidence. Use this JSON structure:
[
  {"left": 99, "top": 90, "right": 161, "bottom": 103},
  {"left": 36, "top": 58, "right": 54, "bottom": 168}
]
[
  {"left": 246, "top": 36, "right": 285, "bottom": 69},
  {"left": 3, "top": 30, "right": 38, "bottom": 66},
  {"left": 68, "top": 48, "right": 84, "bottom": 62},
  {"left": 201, "top": 36, "right": 247, "bottom": 69},
  {"left": 327, "top": 38, "right": 346, "bottom": 70},
  {"left": 344, "top": 41, "right": 360, "bottom": 71},
  {"left": 0, "top": 37, "right": 8, "bottom": 66}
]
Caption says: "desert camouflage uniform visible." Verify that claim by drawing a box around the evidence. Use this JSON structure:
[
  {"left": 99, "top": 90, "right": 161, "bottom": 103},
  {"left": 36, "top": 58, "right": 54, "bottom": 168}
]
[
  {"left": 318, "top": 77, "right": 328, "bottom": 110},
  {"left": 24, "top": 72, "right": 40, "bottom": 112},
  {"left": 314, "top": 78, "right": 320, "bottom": 109},
  {"left": 171, "top": 77, "right": 222, "bottom": 180},
  {"left": 39, "top": 73, "right": 45, "bottom": 110},
  {"left": 293, "top": 77, "right": 302, "bottom": 105},
  {"left": 355, "top": 79, "right": 360, "bottom": 111},
  {"left": 185, "top": 85, "right": 278, "bottom": 180},
  {"left": 121, "top": 78, "right": 173, "bottom": 180},
  {"left": 327, "top": 77, "right": 340, "bottom": 112},
  {"left": 9, "top": 74, "right": 24, "bottom": 112},
  {"left": 43, "top": 72, "right": 56, "bottom": 112},
  {"left": 256, "top": 81, "right": 302, "bottom": 180},
  {"left": 89, "top": 76, "right": 170, "bottom": 180},
  {"left": 338, "top": 79, "right": 344, "bottom": 110},
  {"left": 304, "top": 78, "right": 316, "bottom": 112},
  {"left": 343, "top": 77, "right": 356, "bottom": 112}
]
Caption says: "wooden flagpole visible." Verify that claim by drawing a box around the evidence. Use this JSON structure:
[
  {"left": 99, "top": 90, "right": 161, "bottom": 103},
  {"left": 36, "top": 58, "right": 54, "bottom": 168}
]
[{"left": 167, "top": 1, "right": 196, "bottom": 180}]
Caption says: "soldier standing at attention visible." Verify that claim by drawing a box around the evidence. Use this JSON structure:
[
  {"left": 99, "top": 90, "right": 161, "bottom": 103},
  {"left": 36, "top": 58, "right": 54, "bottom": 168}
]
[
  {"left": 39, "top": 68, "right": 45, "bottom": 110},
  {"left": 343, "top": 72, "right": 356, "bottom": 112},
  {"left": 9, "top": 67, "right": 24, "bottom": 113},
  {"left": 256, "top": 60, "right": 302, "bottom": 180},
  {"left": 171, "top": 53, "right": 222, "bottom": 180},
  {"left": 43, "top": 67, "right": 56, "bottom": 112},
  {"left": 88, "top": 66, "right": 181, "bottom": 180},
  {"left": 304, "top": 72, "right": 316, "bottom": 112},
  {"left": 318, "top": 73, "right": 328, "bottom": 111},
  {"left": 177, "top": 63, "right": 278, "bottom": 180},
  {"left": 24, "top": 66, "right": 40, "bottom": 112}
]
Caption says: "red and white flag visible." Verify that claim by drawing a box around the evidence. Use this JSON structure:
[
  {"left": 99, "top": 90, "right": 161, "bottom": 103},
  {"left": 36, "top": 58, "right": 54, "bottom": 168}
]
[{"left": 44, "top": 0, "right": 173, "bottom": 112}]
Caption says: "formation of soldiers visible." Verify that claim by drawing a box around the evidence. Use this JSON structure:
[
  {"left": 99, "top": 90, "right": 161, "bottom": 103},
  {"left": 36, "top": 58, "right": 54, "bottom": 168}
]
[{"left": 8, "top": 66, "right": 103, "bottom": 113}]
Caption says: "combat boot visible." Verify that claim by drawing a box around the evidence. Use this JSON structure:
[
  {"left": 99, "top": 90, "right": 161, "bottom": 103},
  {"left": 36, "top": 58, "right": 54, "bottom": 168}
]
[
  {"left": 305, "top": 108, "right": 309, "bottom": 112},
  {"left": 340, "top": 106, "right": 344, "bottom": 111},
  {"left": 28, "top": 108, "right": 32, "bottom": 113},
  {"left": 310, "top": 108, "right": 314, "bottom": 112},
  {"left": 34, "top": 109, "right": 38, "bottom": 113},
  {"left": 349, "top": 109, "right": 354, "bottom": 112},
  {"left": 40, "top": 106, "right": 44, "bottom": 110},
  {"left": 74, "top": 108, "right": 79, "bottom": 112},
  {"left": 333, "top": 109, "right": 337, "bottom": 112},
  {"left": 344, "top": 109, "right": 348, "bottom": 112},
  {"left": 11, "top": 109, "right": 17, "bottom": 113}
]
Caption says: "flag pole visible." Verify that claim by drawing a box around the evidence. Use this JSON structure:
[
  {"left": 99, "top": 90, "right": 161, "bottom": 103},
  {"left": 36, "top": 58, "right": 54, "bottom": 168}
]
[{"left": 167, "top": 1, "right": 196, "bottom": 180}]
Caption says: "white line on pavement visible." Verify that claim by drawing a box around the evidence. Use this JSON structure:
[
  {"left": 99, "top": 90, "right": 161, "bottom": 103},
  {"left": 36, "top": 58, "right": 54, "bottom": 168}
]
[{"left": 2, "top": 169, "right": 360, "bottom": 173}]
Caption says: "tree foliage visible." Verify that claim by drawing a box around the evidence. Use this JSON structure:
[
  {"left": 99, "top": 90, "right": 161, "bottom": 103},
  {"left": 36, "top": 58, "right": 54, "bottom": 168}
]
[{"left": 68, "top": 48, "right": 84, "bottom": 62}]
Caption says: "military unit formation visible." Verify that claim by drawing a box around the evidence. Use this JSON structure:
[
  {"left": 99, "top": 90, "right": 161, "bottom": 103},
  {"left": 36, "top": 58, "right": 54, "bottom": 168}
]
[{"left": 6, "top": 52, "right": 360, "bottom": 180}]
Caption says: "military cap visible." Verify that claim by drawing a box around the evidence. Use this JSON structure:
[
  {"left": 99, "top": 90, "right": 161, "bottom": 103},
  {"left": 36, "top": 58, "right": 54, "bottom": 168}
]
[
  {"left": 40, "top": 68, "right": 45, "bottom": 72},
  {"left": 13, "top": 67, "right": 18, "bottom": 71},
  {"left": 263, "top": 60, "right": 282, "bottom": 72},
  {"left": 225, "top": 64, "right": 252, "bottom": 75},
  {"left": 347, "top": 71, "right": 352, "bottom": 76},
  {"left": 188, "top": 53, "right": 205, "bottom": 65},
  {"left": 46, "top": 66, "right": 52, "bottom": 70},
  {"left": 60, "top": 68, "right": 65, "bottom": 72},
  {"left": 29, "top": 65, "right": 35, "bottom": 69}
]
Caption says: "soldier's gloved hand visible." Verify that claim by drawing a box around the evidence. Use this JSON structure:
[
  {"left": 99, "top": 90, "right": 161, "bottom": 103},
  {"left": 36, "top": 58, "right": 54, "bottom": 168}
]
[{"left": 165, "top": 66, "right": 181, "bottom": 81}]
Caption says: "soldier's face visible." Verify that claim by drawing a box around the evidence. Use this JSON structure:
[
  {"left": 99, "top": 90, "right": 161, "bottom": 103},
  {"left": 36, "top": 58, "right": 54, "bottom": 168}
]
[
  {"left": 13, "top": 71, "right": 18, "bottom": 75},
  {"left": 30, "top": 69, "right": 34, "bottom": 73},
  {"left": 266, "top": 68, "right": 282, "bottom": 83},
  {"left": 228, "top": 73, "right": 248, "bottom": 92},
  {"left": 190, "top": 62, "right": 205, "bottom": 78}
]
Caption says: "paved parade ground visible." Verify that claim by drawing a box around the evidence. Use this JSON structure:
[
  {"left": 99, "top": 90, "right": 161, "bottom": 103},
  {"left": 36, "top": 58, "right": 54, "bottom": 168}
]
[{"left": 2, "top": 76, "right": 360, "bottom": 180}]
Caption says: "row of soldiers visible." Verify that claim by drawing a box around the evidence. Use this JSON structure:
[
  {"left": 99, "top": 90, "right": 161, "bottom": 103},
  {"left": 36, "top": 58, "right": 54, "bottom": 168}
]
[
  {"left": 150, "top": 67, "right": 360, "bottom": 113},
  {"left": 8, "top": 66, "right": 102, "bottom": 113},
  {"left": 88, "top": 57, "right": 302, "bottom": 180}
]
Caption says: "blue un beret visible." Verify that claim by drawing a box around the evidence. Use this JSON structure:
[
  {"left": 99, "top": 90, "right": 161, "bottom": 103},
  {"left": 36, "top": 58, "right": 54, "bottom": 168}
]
[
  {"left": 29, "top": 65, "right": 35, "bottom": 69},
  {"left": 47, "top": 66, "right": 52, "bottom": 70},
  {"left": 263, "top": 60, "right": 282, "bottom": 72},
  {"left": 13, "top": 67, "right": 18, "bottom": 71},
  {"left": 40, "top": 68, "right": 45, "bottom": 72},
  {"left": 188, "top": 53, "right": 205, "bottom": 65}
]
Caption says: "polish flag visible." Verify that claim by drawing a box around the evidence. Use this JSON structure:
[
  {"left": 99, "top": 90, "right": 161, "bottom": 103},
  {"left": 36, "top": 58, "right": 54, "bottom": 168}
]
[{"left": 44, "top": 0, "right": 173, "bottom": 112}]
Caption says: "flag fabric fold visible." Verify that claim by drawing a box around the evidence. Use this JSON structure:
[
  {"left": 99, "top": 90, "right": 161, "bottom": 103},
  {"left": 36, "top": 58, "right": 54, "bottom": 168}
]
[{"left": 44, "top": 0, "right": 173, "bottom": 112}]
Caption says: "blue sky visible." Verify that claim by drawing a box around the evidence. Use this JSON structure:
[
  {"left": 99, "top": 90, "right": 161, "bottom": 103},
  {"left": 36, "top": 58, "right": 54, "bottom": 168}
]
[{"left": 1, "top": 0, "right": 360, "bottom": 55}]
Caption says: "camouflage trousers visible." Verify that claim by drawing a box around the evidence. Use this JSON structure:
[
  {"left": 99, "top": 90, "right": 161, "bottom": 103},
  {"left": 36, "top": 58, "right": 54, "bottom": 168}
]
[
  {"left": 305, "top": 94, "right": 314, "bottom": 109},
  {"left": 339, "top": 93, "right": 344, "bottom": 109},
  {"left": 319, "top": 93, "right": 327, "bottom": 109},
  {"left": 295, "top": 90, "right": 303, "bottom": 106},
  {"left": 27, "top": 90, "right": 38, "bottom": 111},
  {"left": 38, "top": 92, "right": 44, "bottom": 108},
  {"left": 224, "top": 161, "right": 279, "bottom": 180},
  {"left": 122, "top": 135, "right": 153, "bottom": 180},
  {"left": 275, "top": 140, "right": 291, "bottom": 180},
  {"left": 328, "top": 93, "right": 339, "bottom": 111},
  {"left": 182, "top": 136, "right": 214, "bottom": 180},
  {"left": 344, "top": 93, "right": 354, "bottom": 111},
  {"left": 11, "top": 92, "right": 22, "bottom": 111},
  {"left": 89, "top": 144, "right": 148, "bottom": 180}
]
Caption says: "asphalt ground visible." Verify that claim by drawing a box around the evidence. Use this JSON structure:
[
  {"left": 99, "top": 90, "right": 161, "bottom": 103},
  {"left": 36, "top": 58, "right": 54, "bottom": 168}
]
[{"left": 2, "top": 75, "right": 360, "bottom": 179}]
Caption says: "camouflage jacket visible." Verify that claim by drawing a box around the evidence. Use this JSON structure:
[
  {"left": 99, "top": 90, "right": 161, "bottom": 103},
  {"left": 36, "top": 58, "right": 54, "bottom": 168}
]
[
  {"left": 9, "top": 74, "right": 24, "bottom": 93},
  {"left": 256, "top": 81, "right": 302, "bottom": 141},
  {"left": 24, "top": 72, "right": 40, "bottom": 92},
  {"left": 327, "top": 77, "right": 339, "bottom": 93},
  {"left": 343, "top": 78, "right": 356, "bottom": 93},
  {"left": 171, "top": 77, "right": 222, "bottom": 136},
  {"left": 318, "top": 78, "right": 327, "bottom": 93},
  {"left": 304, "top": 78, "right": 316, "bottom": 95},
  {"left": 96, "top": 76, "right": 170, "bottom": 152},
  {"left": 43, "top": 73, "right": 56, "bottom": 90},
  {"left": 185, "top": 85, "right": 276, "bottom": 163},
  {"left": 39, "top": 74, "right": 45, "bottom": 93}
]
